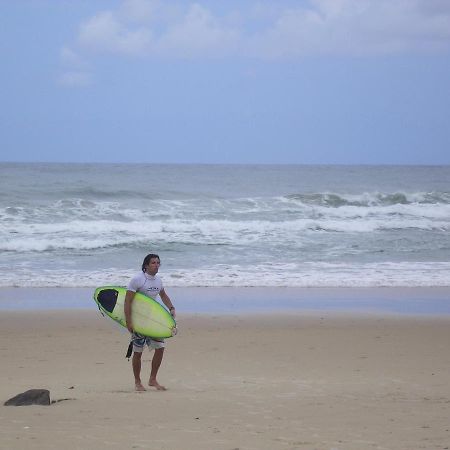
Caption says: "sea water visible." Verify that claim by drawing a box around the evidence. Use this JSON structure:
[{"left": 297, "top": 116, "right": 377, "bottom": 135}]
[{"left": 0, "top": 163, "right": 449, "bottom": 288}]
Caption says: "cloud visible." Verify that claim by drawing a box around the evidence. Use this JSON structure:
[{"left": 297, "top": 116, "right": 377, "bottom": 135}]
[
  {"left": 248, "top": 0, "right": 450, "bottom": 58},
  {"left": 120, "top": 0, "right": 158, "bottom": 23},
  {"left": 64, "top": 0, "right": 450, "bottom": 62},
  {"left": 156, "top": 4, "right": 241, "bottom": 58},
  {"left": 58, "top": 47, "right": 92, "bottom": 88},
  {"left": 57, "top": 71, "right": 92, "bottom": 88},
  {"left": 78, "top": 10, "right": 153, "bottom": 56},
  {"left": 60, "top": 47, "right": 89, "bottom": 69}
]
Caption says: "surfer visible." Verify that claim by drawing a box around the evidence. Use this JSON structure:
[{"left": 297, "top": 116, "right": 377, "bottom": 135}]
[{"left": 124, "top": 253, "right": 176, "bottom": 392}]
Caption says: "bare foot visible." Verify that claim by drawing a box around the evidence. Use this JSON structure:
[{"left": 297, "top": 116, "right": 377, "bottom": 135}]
[
  {"left": 149, "top": 379, "right": 167, "bottom": 391},
  {"left": 135, "top": 383, "right": 146, "bottom": 392}
]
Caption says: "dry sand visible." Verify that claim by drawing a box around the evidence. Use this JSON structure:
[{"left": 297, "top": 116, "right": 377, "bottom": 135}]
[{"left": 1, "top": 309, "right": 449, "bottom": 450}]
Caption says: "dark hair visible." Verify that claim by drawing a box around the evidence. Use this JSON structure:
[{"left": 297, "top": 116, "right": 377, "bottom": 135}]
[{"left": 141, "top": 253, "right": 160, "bottom": 272}]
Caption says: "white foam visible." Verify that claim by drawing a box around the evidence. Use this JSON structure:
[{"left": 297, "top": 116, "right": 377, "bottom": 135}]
[
  {"left": 2, "top": 208, "right": 449, "bottom": 253},
  {"left": 1, "top": 262, "right": 449, "bottom": 288}
]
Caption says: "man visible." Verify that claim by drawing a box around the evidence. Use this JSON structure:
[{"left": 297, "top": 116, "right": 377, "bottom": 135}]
[{"left": 124, "top": 253, "right": 176, "bottom": 392}]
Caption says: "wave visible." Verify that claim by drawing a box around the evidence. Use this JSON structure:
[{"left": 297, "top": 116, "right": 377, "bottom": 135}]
[
  {"left": 55, "top": 186, "right": 177, "bottom": 201},
  {"left": 2, "top": 165, "right": 449, "bottom": 289},
  {"left": 1, "top": 214, "right": 449, "bottom": 254},
  {"left": 1, "top": 262, "right": 449, "bottom": 288},
  {"left": 3, "top": 190, "right": 449, "bottom": 218},
  {"left": 3, "top": 191, "right": 450, "bottom": 214},
  {"left": 286, "top": 191, "right": 450, "bottom": 207}
]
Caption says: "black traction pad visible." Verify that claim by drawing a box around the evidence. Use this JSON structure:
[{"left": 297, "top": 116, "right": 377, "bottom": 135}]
[{"left": 97, "top": 288, "right": 119, "bottom": 313}]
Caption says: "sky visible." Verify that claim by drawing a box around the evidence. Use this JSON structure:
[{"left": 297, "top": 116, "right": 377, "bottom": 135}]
[{"left": 1, "top": 0, "right": 450, "bottom": 165}]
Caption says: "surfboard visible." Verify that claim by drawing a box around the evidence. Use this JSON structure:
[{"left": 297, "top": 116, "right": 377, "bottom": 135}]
[{"left": 93, "top": 286, "right": 177, "bottom": 339}]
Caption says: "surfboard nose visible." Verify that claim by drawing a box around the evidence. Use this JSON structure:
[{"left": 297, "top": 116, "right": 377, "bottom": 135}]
[{"left": 96, "top": 288, "right": 119, "bottom": 313}]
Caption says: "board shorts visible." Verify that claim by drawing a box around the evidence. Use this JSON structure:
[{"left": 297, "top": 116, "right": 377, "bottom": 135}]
[{"left": 131, "top": 332, "right": 165, "bottom": 352}]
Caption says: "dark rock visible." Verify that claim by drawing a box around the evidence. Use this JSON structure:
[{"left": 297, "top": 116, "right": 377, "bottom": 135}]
[{"left": 4, "top": 389, "right": 50, "bottom": 406}]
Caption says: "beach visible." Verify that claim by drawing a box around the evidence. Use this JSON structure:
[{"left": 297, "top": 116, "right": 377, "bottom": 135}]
[
  {"left": 2, "top": 3, "right": 450, "bottom": 446},
  {"left": 1, "top": 289, "right": 450, "bottom": 450}
]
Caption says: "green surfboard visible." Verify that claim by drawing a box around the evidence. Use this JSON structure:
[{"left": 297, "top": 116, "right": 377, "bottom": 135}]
[{"left": 93, "top": 286, "right": 177, "bottom": 339}]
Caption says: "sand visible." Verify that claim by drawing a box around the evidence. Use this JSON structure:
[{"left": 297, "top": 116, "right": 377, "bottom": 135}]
[{"left": 1, "top": 308, "right": 450, "bottom": 450}]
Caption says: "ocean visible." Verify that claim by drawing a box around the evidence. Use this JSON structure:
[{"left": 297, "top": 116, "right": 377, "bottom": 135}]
[{"left": 1, "top": 163, "right": 449, "bottom": 288}]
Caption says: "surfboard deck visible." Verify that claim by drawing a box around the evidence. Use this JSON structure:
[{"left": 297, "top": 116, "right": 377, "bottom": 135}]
[{"left": 93, "top": 286, "right": 177, "bottom": 339}]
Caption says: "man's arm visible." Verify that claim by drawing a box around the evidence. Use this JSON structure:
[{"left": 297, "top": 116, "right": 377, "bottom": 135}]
[
  {"left": 124, "top": 290, "right": 136, "bottom": 332},
  {"left": 160, "top": 288, "right": 176, "bottom": 317}
]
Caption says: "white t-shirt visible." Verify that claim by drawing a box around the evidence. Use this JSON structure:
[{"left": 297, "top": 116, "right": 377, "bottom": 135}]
[{"left": 127, "top": 272, "right": 163, "bottom": 300}]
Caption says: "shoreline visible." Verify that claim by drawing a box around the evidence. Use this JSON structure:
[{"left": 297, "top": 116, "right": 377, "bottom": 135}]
[{"left": 0, "top": 286, "right": 449, "bottom": 315}]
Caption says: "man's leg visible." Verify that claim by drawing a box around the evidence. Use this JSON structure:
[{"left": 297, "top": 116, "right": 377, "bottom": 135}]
[
  {"left": 132, "top": 351, "right": 146, "bottom": 391},
  {"left": 149, "top": 348, "right": 166, "bottom": 390}
]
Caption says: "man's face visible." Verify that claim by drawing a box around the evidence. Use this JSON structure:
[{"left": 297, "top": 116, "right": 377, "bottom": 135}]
[{"left": 145, "top": 258, "right": 160, "bottom": 276}]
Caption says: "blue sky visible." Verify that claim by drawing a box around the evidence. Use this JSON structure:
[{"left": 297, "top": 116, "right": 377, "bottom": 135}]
[{"left": 1, "top": 0, "right": 450, "bottom": 164}]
